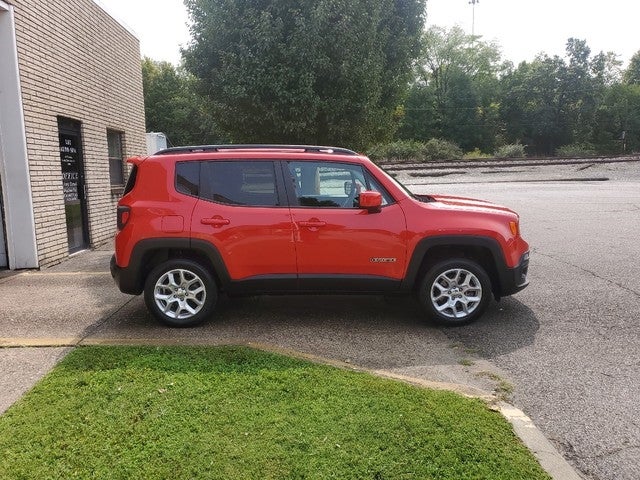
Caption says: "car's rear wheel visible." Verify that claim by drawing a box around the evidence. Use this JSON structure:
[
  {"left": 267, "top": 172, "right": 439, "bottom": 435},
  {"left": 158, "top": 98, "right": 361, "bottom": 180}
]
[
  {"left": 419, "top": 258, "right": 491, "bottom": 326},
  {"left": 144, "top": 259, "right": 217, "bottom": 327}
]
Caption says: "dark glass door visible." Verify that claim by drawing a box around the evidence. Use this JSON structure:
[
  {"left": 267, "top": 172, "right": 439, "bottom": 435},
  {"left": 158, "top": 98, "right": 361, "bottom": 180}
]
[
  {"left": 58, "top": 118, "right": 89, "bottom": 253},
  {"left": 0, "top": 181, "right": 7, "bottom": 268}
]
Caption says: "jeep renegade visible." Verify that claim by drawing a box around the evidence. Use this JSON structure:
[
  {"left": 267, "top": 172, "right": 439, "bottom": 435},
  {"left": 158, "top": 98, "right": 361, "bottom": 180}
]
[{"left": 111, "top": 145, "right": 529, "bottom": 327}]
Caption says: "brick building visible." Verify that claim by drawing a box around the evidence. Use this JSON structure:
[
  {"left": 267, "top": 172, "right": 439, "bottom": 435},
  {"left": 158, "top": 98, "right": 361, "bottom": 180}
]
[{"left": 0, "top": 0, "right": 146, "bottom": 270}]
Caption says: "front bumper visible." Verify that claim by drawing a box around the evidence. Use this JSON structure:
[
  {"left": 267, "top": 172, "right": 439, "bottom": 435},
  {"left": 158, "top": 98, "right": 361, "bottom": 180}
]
[{"left": 497, "top": 251, "right": 530, "bottom": 298}]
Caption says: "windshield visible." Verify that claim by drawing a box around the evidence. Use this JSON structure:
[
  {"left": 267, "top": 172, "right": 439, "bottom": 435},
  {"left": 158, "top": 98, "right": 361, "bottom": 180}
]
[{"left": 376, "top": 164, "right": 425, "bottom": 201}]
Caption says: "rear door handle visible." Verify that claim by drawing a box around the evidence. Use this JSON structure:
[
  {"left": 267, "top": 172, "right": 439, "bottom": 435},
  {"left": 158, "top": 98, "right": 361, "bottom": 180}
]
[
  {"left": 201, "top": 217, "right": 230, "bottom": 227},
  {"left": 297, "top": 220, "right": 326, "bottom": 228}
]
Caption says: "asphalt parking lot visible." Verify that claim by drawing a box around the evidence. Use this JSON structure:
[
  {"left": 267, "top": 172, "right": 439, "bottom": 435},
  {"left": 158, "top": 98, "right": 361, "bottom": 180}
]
[
  {"left": 405, "top": 159, "right": 640, "bottom": 480},
  {"left": 1, "top": 158, "right": 638, "bottom": 480}
]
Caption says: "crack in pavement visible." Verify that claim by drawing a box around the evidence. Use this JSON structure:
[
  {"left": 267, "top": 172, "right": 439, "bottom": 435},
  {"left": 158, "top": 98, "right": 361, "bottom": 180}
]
[
  {"left": 535, "top": 250, "right": 640, "bottom": 298},
  {"left": 581, "top": 445, "right": 640, "bottom": 461}
]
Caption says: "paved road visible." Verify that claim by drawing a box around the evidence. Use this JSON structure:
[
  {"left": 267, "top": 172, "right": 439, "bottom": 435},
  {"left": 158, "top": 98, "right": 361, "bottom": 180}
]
[
  {"left": 1, "top": 159, "right": 638, "bottom": 480},
  {"left": 407, "top": 160, "right": 640, "bottom": 480}
]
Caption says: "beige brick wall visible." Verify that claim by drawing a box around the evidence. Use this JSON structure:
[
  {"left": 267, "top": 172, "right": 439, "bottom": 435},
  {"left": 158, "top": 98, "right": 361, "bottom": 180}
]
[{"left": 10, "top": 0, "right": 146, "bottom": 267}]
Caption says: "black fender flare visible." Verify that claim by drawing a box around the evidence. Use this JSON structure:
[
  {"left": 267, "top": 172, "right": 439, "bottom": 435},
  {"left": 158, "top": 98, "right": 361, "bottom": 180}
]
[
  {"left": 116, "top": 237, "right": 231, "bottom": 295},
  {"left": 401, "top": 235, "right": 508, "bottom": 295}
]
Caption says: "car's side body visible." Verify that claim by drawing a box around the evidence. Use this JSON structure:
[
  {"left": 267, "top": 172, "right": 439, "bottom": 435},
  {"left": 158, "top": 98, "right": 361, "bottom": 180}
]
[{"left": 111, "top": 145, "right": 529, "bottom": 326}]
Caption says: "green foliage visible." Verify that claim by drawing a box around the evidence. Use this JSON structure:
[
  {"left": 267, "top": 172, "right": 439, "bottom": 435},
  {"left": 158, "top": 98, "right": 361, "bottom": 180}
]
[
  {"left": 142, "top": 58, "right": 222, "bottom": 146},
  {"left": 591, "top": 51, "right": 622, "bottom": 87},
  {"left": 498, "top": 39, "right": 622, "bottom": 155},
  {"left": 555, "top": 143, "right": 597, "bottom": 157},
  {"left": 397, "top": 26, "right": 505, "bottom": 152},
  {"left": 423, "top": 137, "right": 464, "bottom": 160},
  {"left": 500, "top": 55, "right": 575, "bottom": 155},
  {"left": 0, "top": 346, "right": 551, "bottom": 479},
  {"left": 144, "top": 17, "right": 636, "bottom": 157},
  {"left": 497, "top": 41, "right": 639, "bottom": 156},
  {"left": 367, "top": 138, "right": 462, "bottom": 162},
  {"left": 623, "top": 50, "right": 640, "bottom": 85},
  {"left": 593, "top": 83, "right": 640, "bottom": 153},
  {"left": 367, "top": 140, "right": 425, "bottom": 162},
  {"left": 398, "top": 34, "right": 632, "bottom": 157},
  {"left": 494, "top": 143, "right": 526, "bottom": 159},
  {"left": 182, "top": 0, "right": 426, "bottom": 149},
  {"left": 463, "top": 148, "right": 492, "bottom": 159}
]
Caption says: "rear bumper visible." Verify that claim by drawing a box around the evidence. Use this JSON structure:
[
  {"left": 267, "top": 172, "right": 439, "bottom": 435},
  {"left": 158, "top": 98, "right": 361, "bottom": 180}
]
[
  {"left": 110, "top": 254, "right": 118, "bottom": 282},
  {"left": 497, "top": 251, "right": 530, "bottom": 298},
  {"left": 110, "top": 254, "right": 142, "bottom": 295}
]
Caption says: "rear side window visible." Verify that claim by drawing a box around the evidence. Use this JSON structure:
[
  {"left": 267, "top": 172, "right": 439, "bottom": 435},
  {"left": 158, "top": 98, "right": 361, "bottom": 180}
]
[
  {"left": 122, "top": 165, "right": 137, "bottom": 196},
  {"left": 176, "top": 162, "right": 200, "bottom": 196},
  {"left": 200, "top": 161, "right": 279, "bottom": 206}
]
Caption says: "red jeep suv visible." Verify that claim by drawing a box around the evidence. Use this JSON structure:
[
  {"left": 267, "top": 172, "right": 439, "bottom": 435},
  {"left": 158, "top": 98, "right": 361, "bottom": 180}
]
[{"left": 111, "top": 145, "right": 529, "bottom": 327}]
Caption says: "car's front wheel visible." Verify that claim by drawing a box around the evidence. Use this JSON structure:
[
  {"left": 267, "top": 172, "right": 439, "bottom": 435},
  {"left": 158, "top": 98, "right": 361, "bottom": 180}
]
[
  {"left": 419, "top": 259, "right": 491, "bottom": 326},
  {"left": 144, "top": 259, "right": 217, "bottom": 327}
]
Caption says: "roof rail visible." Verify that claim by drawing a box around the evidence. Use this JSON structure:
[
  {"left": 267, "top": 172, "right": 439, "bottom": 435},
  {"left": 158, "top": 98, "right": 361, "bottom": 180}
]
[{"left": 154, "top": 144, "right": 358, "bottom": 156}]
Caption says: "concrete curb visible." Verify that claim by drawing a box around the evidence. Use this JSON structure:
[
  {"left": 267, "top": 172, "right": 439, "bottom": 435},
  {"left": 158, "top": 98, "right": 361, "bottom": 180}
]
[
  {"left": 0, "top": 338, "right": 82, "bottom": 348},
  {"left": 499, "top": 403, "right": 584, "bottom": 480},
  {"left": 1, "top": 337, "right": 584, "bottom": 479}
]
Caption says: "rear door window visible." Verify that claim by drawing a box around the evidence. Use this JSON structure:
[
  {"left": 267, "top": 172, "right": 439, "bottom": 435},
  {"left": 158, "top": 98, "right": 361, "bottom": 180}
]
[{"left": 200, "top": 161, "right": 279, "bottom": 206}]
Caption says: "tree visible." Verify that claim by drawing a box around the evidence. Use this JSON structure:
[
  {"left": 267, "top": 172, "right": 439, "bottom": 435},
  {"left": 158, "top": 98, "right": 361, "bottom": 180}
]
[
  {"left": 500, "top": 55, "right": 572, "bottom": 155},
  {"left": 591, "top": 51, "right": 622, "bottom": 87},
  {"left": 593, "top": 84, "right": 640, "bottom": 153},
  {"left": 498, "top": 39, "right": 620, "bottom": 155},
  {"left": 398, "top": 26, "right": 505, "bottom": 152},
  {"left": 142, "top": 58, "right": 221, "bottom": 146},
  {"left": 623, "top": 50, "right": 640, "bottom": 85},
  {"left": 182, "top": 0, "right": 425, "bottom": 149}
]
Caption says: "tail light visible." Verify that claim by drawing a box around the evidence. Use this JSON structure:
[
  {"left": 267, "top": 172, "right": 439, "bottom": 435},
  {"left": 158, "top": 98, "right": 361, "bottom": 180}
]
[{"left": 117, "top": 205, "right": 131, "bottom": 230}]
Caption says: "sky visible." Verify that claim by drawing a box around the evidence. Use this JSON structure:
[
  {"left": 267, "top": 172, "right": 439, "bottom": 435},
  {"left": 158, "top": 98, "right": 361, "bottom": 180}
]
[{"left": 96, "top": 0, "right": 640, "bottom": 67}]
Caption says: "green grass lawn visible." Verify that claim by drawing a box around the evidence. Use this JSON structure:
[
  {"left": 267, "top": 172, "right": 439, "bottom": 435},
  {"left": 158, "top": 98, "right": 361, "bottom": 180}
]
[{"left": 0, "top": 346, "right": 550, "bottom": 479}]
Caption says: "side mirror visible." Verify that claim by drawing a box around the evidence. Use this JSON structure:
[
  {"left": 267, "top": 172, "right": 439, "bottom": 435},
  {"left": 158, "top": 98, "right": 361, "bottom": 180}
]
[{"left": 359, "top": 191, "right": 382, "bottom": 213}]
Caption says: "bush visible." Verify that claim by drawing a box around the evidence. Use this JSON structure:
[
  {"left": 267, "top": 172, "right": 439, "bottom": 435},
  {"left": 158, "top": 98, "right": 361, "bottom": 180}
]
[
  {"left": 494, "top": 143, "right": 526, "bottom": 159},
  {"left": 555, "top": 143, "right": 597, "bottom": 157},
  {"left": 463, "top": 148, "right": 492, "bottom": 160},
  {"left": 367, "top": 139, "right": 463, "bottom": 163},
  {"left": 367, "top": 140, "right": 425, "bottom": 162},
  {"left": 422, "top": 138, "right": 463, "bottom": 161}
]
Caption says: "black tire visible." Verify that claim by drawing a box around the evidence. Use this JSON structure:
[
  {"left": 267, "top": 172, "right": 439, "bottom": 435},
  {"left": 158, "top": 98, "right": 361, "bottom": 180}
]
[
  {"left": 419, "top": 258, "right": 491, "bottom": 326},
  {"left": 143, "top": 259, "right": 217, "bottom": 327}
]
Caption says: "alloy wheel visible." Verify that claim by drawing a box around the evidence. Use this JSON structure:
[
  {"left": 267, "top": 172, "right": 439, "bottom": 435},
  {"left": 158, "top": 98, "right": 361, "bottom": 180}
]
[
  {"left": 430, "top": 268, "right": 482, "bottom": 319},
  {"left": 153, "top": 268, "right": 207, "bottom": 320}
]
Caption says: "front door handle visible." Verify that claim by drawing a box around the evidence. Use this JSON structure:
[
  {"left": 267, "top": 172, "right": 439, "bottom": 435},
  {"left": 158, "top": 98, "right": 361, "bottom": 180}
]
[
  {"left": 201, "top": 217, "right": 230, "bottom": 227},
  {"left": 297, "top": 220, "right": 326, "bottom": 228}
]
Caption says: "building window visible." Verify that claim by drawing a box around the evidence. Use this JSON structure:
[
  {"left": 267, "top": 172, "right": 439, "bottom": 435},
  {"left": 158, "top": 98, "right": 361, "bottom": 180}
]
[{"left": 107, "top": 130, "right": 124, "bottom": 186}]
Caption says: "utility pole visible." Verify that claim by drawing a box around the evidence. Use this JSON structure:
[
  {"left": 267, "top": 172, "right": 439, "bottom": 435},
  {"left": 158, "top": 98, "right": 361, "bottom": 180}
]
[{"left": 469, "top": 0, "right": 479, "bottom": 36}]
